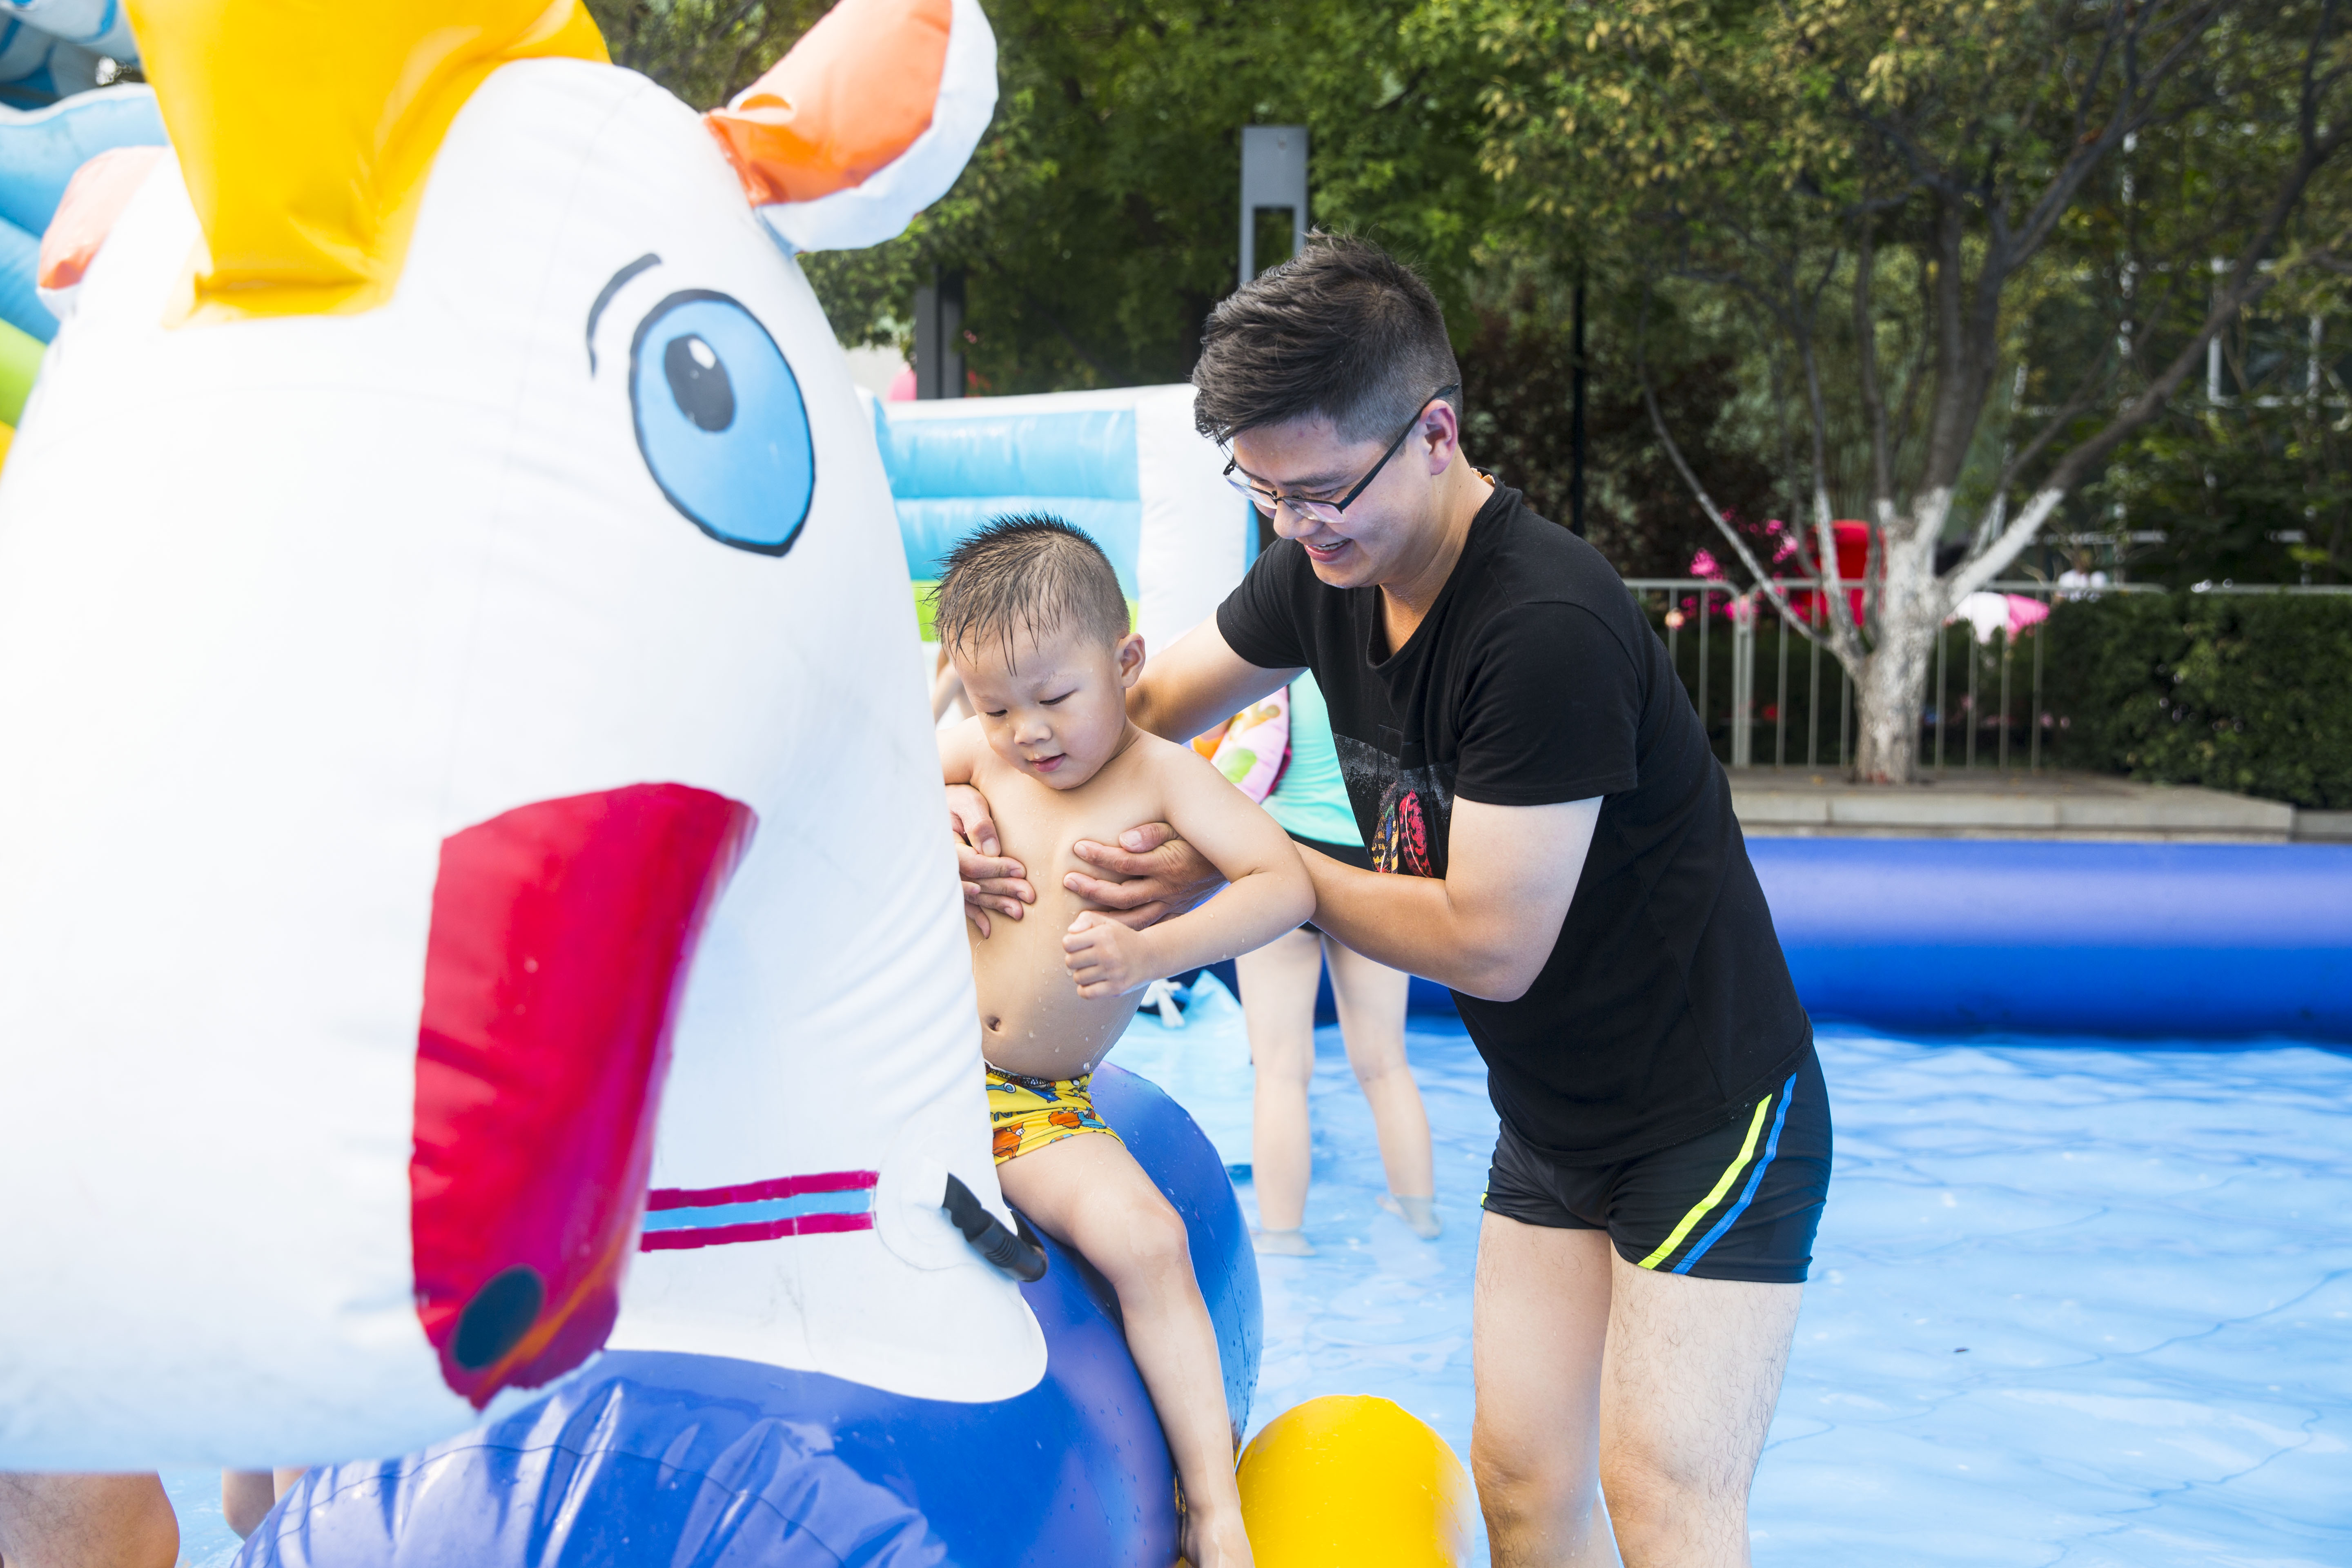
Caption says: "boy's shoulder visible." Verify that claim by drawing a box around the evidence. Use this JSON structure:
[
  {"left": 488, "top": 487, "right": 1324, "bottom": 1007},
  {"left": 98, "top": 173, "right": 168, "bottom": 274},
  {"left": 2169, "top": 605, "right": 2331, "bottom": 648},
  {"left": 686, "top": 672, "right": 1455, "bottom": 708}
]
[{"left": 1074, "top": 727, "right": 1216, "bottom": 806}]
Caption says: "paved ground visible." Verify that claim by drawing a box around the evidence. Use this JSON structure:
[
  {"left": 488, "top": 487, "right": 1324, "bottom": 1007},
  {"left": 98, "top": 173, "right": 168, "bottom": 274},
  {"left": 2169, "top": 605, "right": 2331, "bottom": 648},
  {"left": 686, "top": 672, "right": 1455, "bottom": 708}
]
[{"left": 1726, "top": 767, "right": 2310, "bottom": 842}]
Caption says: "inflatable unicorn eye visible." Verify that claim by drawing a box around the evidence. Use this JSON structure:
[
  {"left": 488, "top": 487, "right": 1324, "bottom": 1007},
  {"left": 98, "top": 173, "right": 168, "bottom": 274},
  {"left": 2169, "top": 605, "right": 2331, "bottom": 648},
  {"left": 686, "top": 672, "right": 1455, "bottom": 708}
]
[{"left": 629, "top": 290, "right": 815, "bottom": 555}]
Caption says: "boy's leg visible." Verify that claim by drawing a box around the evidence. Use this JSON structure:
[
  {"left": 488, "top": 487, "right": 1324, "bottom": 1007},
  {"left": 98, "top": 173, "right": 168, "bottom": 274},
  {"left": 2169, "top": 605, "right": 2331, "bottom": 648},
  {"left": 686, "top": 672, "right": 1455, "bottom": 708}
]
[
  {"left": 0, "top": 1472, "right": 178, "bottom": 1568},
  {"left": 997, "top": 1134, "right": 1253, "bottom": 1568},
  {"left": 1235, "top": 927, "right": 1322, "bottom": 1232},
  {"left": 1322, "top": 937, "right": 1431, "bottom": 1203}
]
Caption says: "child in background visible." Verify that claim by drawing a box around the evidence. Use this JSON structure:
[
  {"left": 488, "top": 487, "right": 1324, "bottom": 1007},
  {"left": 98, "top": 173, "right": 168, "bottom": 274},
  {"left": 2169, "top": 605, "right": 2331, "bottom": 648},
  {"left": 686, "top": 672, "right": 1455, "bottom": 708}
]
[
  {"left": 936, "top": 516, "right": 1312, "bottom": 1568},
  {"left": 1234, "top": 671, "right": 1437, "bottom": 1256}
]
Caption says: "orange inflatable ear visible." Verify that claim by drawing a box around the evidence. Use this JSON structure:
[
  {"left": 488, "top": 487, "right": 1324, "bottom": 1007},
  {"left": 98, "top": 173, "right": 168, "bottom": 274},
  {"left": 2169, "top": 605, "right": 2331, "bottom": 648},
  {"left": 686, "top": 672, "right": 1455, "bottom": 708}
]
[{"left": 704, "top": 0, "right": 996, "bottom": 253}]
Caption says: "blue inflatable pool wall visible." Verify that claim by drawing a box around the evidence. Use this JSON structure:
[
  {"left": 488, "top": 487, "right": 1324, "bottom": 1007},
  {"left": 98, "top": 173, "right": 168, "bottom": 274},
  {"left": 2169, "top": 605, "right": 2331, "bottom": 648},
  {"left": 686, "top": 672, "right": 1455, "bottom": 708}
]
[{"left": 238, "top": 1065, "right": 1259, "bottom": 1568}]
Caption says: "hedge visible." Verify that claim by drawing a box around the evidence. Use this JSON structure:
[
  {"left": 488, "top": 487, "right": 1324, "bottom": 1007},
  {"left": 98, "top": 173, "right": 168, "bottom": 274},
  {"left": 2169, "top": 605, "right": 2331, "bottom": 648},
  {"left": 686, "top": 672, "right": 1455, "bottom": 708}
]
[{"left": 2040, "top": 592, "right": 2352, "bottom": 809}]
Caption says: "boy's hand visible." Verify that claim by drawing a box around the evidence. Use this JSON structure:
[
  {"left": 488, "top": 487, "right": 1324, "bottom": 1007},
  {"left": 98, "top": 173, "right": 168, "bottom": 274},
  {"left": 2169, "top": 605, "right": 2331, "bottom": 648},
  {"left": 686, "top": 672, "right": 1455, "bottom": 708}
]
[
  {"left": 949, "top": 784, "right": 1032, "bottom": 936},
  {"left": 1062, "top": 911, "right": 1156, "bottom": 999}
]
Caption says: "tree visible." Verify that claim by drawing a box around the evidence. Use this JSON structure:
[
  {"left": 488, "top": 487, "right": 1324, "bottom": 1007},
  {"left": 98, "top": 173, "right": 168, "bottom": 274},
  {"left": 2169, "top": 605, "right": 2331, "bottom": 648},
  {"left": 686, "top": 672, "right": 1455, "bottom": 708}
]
[
  {"left": 1452, "top": 0, "right": 2352, "bottom": 781},
  {"left": 797, "top": 0, "right": 1506, "bottom": 392},
  {"left": 586, "top": 0, "right": 826, "bottom": 106}
]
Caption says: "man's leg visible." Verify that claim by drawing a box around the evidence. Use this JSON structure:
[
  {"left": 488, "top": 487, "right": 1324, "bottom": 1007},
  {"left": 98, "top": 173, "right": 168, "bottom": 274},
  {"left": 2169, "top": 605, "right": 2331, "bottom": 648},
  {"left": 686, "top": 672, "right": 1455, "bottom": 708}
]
[
  {"left": 1595, "top": 1256, "right": 1801, "bottom": 1567},
  {"left": 0, "top": 1472, "right": 177, "bottom": 1568},
  {"left": 997, "top": 1133, "right": 1252, "bottom": 1568},
  {"left": 1471, "top": 1214, "right": 1802, "bottom": 1568},
  {"left": 1470, "top": 1214, "right": 1618, "bottom": 1568}
]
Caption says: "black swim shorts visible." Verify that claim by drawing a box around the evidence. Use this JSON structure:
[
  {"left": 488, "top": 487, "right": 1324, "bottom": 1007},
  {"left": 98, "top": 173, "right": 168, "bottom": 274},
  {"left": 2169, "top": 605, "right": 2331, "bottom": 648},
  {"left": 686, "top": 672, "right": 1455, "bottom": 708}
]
[{"left": 1481, "top": 1046, "right": 1831, "bottom": 1284}]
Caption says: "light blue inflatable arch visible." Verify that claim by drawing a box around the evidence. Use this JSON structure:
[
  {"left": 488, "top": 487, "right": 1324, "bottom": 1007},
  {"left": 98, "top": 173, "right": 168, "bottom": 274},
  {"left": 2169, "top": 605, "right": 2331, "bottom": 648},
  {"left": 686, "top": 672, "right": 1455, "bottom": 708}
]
[{"left": 868, "top": 385, "right": 1252, "bottom": 653}]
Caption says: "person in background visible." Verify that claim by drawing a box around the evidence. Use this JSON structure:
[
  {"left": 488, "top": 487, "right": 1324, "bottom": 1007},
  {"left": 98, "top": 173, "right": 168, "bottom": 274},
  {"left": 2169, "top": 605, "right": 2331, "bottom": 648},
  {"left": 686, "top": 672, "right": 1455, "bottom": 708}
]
[{"left": 1234, "top": 671, "right": 1437, "bottom": 1256}]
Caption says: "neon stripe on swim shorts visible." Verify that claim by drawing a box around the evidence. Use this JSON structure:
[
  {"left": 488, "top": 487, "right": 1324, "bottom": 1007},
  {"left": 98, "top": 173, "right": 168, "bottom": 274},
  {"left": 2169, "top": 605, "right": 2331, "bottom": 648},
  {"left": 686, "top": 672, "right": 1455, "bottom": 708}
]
[
  {"left": 1635, "top": 1088, "right": 1776, "bottom": 1271},
  {"left": 1672, "top": 1073, "right": 1799, "bottom": 1275}
]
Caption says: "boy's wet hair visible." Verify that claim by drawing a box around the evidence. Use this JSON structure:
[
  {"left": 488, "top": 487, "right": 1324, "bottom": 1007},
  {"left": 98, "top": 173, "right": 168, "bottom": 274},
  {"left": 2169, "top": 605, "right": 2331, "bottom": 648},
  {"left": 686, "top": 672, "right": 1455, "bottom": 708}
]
[
  {"left": 1192, "top": 231, "right": 1461, "bottom": 446},
  {"left": 934, "top": 514, "right": 1129, "bottom": 663}
]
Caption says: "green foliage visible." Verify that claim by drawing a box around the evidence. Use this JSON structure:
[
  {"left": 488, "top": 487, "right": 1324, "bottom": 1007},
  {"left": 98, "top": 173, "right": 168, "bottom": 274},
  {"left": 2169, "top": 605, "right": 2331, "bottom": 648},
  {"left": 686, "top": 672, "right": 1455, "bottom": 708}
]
[
  {"left": 584, "top": 0, "right": 826, "bottom": 107},
  {"left": 800, "top": 0, "right": 1508, "bottom": 393},
  {"left": 2042, "top": 592, "right": 2352, "bottom": 807}
]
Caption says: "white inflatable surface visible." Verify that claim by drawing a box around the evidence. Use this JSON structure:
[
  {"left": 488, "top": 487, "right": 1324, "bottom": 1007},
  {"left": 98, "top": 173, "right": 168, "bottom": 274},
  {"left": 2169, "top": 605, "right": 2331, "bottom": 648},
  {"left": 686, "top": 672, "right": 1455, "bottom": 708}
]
[{"left": 0, "top": 5, "right": 1039, "bottom": 1470}]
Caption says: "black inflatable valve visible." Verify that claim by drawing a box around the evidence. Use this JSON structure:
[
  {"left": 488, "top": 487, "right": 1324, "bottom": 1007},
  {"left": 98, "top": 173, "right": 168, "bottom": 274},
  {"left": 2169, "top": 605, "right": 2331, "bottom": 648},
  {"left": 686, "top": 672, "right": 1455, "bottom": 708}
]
[{"left": 941, "top": 1173, "right": 1049, "bottom": 1283}]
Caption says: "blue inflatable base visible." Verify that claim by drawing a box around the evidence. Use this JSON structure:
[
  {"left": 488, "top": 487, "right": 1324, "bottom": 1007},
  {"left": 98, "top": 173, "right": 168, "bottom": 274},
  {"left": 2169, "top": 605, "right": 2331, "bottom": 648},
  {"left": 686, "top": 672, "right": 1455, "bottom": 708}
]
[
  {"left": 1386, "top": 838, "right": 2351, "bottom": 1041},
  {"left": 1752, "top": 838, "right": 2352, "bottom": 1039},
  {"left": 239, "top": 1066, "right": 1258, "bottom": 1568}
]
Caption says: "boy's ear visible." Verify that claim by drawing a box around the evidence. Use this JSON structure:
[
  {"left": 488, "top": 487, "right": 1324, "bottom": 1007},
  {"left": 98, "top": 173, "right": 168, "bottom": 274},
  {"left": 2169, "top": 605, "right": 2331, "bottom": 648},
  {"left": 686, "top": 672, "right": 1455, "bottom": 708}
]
[
  {"left": 703, "top": 0, "right": 996, "bottom": 254},
  {"left": 1116, "top": 632, "right": 1147, "bottom": 686}
]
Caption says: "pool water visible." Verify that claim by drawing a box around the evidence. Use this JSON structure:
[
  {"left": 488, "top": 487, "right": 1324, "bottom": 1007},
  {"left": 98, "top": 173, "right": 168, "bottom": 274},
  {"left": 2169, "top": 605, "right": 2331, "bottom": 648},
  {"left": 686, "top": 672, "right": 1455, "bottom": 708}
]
[
  {"left": 1112, "top": 989, "right": 2352, "bottom": 1567},
  {"left": 165, "top": 996, "right": 2352, "bottom": 1567}
]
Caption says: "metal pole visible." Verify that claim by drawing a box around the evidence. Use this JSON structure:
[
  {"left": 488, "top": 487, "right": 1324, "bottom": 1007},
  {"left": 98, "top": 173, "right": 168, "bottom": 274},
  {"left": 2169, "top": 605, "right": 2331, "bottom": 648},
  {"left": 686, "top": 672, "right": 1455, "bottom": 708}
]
[
  {"left": 913, "top": 267, "right": 965, "bottom": 400},
  {"left": 1838, "top": 660, "right": 1849, "bottom": 768},
  {"left": 2031, "top": 606, "right": 2045, "bottom": 772},
  {"left": 1775, "top": 613, "right": 1789, "bottom": 768},
  {"left": 1999, "top": 631, "right": 2013, "bottom": 772},
  {"left": 1807, "top": 610, "right": 1821, "bottom": 769},
  {"left": 1668, "top": 595, "right": 1681, "bottom": 697},
  {"left": 1731, "top": 603, "right": 1754, "bottom": 768},
  {"left": 1699, "top": 588, "right": 1712, "bottom": 755},
  {"left": 1967, "top": 636, "right": 1979, "bottom": 770},
  {"left": 1935, "top": 625, "right": 1947, "bottom": 772}
]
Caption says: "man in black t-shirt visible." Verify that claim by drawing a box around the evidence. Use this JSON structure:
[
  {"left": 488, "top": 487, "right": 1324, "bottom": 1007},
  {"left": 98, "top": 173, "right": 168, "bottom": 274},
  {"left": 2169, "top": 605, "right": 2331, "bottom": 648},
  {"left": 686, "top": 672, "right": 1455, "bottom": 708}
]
[{"left": 950, "top": 236, "right": 1829, "bottom": 1566}]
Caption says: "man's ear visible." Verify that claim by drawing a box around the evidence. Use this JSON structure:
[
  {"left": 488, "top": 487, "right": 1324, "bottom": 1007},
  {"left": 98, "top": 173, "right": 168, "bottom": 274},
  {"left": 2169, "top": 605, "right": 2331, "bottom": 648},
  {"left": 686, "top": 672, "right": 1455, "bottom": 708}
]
[
  {"left": 704, "top": 0, "right": 996, "bottom": 255},
  {"left": 1419, "top": 398, "right": 1463, "bottom": 474},
  {"left": 1116, "top": 631, "right": 1147, "bottom": 687}
]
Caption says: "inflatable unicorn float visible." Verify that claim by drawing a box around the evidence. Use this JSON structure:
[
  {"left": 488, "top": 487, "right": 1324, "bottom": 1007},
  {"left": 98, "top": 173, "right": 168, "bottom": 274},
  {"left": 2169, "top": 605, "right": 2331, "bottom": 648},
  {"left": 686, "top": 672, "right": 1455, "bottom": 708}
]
[{"left": 0, "top": 2, "right": 1472, "bottom": 1561}]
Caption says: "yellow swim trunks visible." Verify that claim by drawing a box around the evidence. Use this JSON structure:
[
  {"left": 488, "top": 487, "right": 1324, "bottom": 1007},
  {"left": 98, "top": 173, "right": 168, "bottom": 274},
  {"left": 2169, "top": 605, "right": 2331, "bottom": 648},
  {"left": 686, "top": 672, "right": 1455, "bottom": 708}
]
[{"left": 986, "top": 1067, "right": 1122, "bottom": 1164}]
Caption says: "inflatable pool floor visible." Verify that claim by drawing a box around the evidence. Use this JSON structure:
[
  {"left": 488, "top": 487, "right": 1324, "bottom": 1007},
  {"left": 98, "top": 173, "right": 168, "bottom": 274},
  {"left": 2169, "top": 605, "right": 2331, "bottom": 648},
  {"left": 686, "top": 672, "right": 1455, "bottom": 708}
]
[{"left": 169, "top": 1015, "right": 2351, "bottom": 1566}]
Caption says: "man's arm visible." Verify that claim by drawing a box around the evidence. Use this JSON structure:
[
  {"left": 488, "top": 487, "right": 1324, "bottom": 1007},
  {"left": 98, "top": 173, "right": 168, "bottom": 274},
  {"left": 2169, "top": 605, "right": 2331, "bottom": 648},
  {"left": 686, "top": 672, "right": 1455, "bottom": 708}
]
[
  {"left": 1126, "top": 619, "right": 1298, "bottom": 745},
  {"left": 1062, "top": 744, "right": 1315, "bottom": 998},
  {"left": 1303, "top": 796, "right": 1602, "bottom": 1002}
]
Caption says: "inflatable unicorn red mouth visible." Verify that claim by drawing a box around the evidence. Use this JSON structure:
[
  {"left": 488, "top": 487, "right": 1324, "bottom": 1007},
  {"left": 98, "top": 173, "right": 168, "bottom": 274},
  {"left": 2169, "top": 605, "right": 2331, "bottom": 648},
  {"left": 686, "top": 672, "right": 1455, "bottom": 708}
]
[{"left": 0, "top": 0, "right": 1039, "bottom": 1470}]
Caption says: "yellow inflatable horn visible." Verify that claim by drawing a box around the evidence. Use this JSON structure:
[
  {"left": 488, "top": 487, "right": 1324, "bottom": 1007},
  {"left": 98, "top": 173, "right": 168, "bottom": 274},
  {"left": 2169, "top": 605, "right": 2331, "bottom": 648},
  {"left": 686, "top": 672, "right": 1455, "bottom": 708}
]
[
  {"left": 1237, "top": 1396, "right": 1474, "bottom": 1567},
  {"left": 127, "top": 0, "right": 607, "bottom": 322}
]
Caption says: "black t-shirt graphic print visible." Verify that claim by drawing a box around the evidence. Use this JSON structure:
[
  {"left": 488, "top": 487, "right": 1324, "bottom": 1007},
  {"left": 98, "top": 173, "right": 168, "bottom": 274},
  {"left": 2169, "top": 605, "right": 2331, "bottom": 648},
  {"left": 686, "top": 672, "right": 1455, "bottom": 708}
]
[{"left": 1217, "top": 482, "right": 1812, "bottom": 1163}]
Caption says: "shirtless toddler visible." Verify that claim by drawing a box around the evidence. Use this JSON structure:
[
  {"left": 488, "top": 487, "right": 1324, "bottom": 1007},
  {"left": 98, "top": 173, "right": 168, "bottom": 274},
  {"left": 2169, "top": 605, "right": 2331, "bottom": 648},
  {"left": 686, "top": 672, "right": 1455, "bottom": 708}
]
[{"left": 935, "top": 517, "right": 1312, "bottom": 1568}]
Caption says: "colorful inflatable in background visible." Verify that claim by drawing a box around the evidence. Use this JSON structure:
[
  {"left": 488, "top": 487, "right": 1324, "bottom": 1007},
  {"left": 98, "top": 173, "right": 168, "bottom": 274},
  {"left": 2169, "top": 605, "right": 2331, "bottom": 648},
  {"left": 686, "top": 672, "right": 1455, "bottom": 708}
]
[
  {"left": 868, "top": 383, "right": 1247, "bottom": 650},
  {"left": 0, "top": 0, "right": 1040, "bottom": 1470},
  {"left": 0, "top": 83, "right": 165, "bottom": 447},
  {"left": 0, "top": 0, "right": 137, "bottom": 106}
]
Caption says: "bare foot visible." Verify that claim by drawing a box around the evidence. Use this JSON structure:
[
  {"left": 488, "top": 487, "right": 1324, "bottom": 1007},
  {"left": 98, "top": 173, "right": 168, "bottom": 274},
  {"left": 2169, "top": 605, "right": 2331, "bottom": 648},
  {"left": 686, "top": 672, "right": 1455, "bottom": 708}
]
[{"left": 1178, "top": 1503, "right": 1255, "bottom": 1568}]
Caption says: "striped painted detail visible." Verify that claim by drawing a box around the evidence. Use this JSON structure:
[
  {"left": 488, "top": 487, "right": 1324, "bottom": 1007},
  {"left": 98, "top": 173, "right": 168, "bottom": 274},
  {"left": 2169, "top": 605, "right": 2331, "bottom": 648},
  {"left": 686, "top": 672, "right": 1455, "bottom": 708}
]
[
  {"left": 1635, "top": 1089, "right": 1777, "bottom": 1272},
  {"left": 1673, "top": 1074, "right": 1799, "bottom": 1276},
  {"left": 639, "top": 1169, "right": 877, "bottom": 1252}
]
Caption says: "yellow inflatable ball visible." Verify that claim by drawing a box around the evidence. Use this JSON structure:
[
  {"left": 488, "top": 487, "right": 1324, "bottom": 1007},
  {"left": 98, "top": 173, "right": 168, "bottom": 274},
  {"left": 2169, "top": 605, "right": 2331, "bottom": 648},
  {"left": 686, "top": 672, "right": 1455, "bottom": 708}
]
[{"left": 1236, "top": 1395, "right": 1474, "bottom": 1567}]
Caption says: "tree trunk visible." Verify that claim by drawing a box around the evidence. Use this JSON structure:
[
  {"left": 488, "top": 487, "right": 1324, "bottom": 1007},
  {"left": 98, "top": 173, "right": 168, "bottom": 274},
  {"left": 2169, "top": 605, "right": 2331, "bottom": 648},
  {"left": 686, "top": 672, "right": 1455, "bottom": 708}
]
[{"left": 1849, "top": 499, "right": 1949, "bottom": 784}]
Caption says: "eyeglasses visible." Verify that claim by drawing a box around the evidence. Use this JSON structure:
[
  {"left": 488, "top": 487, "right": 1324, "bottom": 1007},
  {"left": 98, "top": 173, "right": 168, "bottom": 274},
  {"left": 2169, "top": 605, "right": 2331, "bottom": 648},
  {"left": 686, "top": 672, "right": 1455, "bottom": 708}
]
[{"left": 1222, "top": 384, "right": 1461, "bottom": 526}]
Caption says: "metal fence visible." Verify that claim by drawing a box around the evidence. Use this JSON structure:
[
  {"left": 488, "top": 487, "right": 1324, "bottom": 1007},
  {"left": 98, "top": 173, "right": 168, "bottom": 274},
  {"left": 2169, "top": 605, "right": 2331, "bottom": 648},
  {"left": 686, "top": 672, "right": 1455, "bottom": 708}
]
[{"left": 1620, "top": 577, "right": 2352, "bottom": 773}]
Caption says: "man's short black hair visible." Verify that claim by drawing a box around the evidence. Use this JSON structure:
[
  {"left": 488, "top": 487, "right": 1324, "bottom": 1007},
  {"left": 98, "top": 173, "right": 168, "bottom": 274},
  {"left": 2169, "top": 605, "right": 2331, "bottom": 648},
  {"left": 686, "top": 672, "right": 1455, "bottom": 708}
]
[
  {"left": 933, "top": 514, "right": 1129, "bottom": 662},
  {"left": 1191, "top": 232, "right": 1462, "bottom": 447}
]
